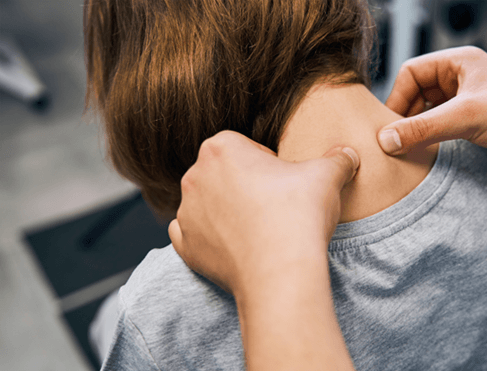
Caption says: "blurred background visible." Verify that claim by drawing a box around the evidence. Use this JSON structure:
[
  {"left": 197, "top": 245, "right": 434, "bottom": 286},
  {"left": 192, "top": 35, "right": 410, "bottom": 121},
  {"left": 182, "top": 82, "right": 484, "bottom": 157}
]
[{"left": 0, "top": 0, "right": 486, "bottom": 370}]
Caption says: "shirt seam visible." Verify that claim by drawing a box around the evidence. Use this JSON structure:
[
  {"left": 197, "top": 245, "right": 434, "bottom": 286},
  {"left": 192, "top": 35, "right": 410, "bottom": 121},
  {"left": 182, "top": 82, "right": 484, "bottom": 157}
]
[
  {"left": 118, "top": 290, "right": 164, "bottom": 371},
  {"left": 329, "top": 141, "right": 458, "bottom": 251}
]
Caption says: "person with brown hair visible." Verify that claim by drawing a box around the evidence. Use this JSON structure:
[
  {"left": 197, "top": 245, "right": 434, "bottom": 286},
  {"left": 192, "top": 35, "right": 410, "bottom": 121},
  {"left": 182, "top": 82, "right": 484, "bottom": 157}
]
[
  {"left": 84, "top": 0, "right": 377, "bottom": 217},
  {"left": 83, "top": 0, "right": 487, "bottom": 369},
  {"left": 171, "top": 46, "right": 487, "bottom": 370}
]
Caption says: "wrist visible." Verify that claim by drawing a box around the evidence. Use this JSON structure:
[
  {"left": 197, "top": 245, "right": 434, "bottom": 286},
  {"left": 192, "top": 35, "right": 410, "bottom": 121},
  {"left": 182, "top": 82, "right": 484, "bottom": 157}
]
[
  {"left": 233, "top": 234, "right": 330, "bottom": 304},
  {"left": 234, "top": 251, "right": 355, "bottom": 371}
]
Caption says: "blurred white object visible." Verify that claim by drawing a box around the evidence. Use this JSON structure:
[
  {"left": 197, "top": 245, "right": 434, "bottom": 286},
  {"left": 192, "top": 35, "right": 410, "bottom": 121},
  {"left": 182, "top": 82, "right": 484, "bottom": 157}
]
[
  {"left": 88, "top": 289, "right": 121, "bottom": 365},
  {"left": 377, "top": 0, "right": 428, "bottom": 101},
  {"left": 0, "top": 35, "right": 50, "bottom": 109}
]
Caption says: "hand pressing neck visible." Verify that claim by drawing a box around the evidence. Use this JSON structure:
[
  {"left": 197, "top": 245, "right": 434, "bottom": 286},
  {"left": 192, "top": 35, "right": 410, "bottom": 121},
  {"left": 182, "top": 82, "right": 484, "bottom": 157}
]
[{"left": 278, "top": 83, "right": 439, "bottom": 224}]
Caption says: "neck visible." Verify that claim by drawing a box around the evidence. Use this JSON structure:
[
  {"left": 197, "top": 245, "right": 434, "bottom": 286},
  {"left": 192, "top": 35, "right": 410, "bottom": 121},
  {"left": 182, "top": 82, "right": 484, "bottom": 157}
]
[{"left": 278, "top": 83, "right": 439, "bottom": 224}]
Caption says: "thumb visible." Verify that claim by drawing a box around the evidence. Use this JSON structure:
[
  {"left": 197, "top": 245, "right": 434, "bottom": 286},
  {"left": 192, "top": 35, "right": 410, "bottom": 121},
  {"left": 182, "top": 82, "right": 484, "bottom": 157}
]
[
  {"left": 305, "top": 147, "right": 360, "bottom": 190},
  {"left": 378, "top": 97, "right": 475, "bottom": 155}
]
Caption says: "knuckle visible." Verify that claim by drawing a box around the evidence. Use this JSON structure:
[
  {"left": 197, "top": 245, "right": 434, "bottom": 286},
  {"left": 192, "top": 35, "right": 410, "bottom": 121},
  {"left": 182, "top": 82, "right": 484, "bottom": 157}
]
[
  {"left": 175, "top": 206, "right": 183, "bottom": 222},
  {"left": 199, "top": 131, "right": 235, "bottom": 159},
  {"left": 398, "top": 62, "right": 411, "bottom": 75},
  {"left": 400, "top": 56, "right": 421, "bottom": 74},
  {"left": 395, "top": 64, "right": 411, "bottom": 84},
  {"left": 175, "top": 204, "right": 184, "bottom": 222},
  {"left": 168, "top": 219, "right": 179, "bottom": 240},
  {"left": 455, "top": 46, "right": 487, "bottom": 66},
  {"left": 395, "top": 62, "right": 417, "bottom": 89},
  {"left": 199, "top": 138, "right": 221, "bottom": 159},
  {"left": 180, "top": 171, "right": 194, "bottom": 193},
  {"left": 214, "top": 130, "right": 236, "bottom": 141},
  {"left": 212, "top": 130, "right": 236, "bottom": 146},
  {"left": 463, "top": 45, "right": 484, "bottom": 57}
]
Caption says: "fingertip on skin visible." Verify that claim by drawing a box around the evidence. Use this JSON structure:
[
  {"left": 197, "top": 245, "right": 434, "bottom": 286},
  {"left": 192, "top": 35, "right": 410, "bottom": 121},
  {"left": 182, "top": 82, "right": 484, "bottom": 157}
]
[
  {"left": 378, "top": 128, "right": 403, "bottom": 155},
  {"left": 324, "top": 146, "right": 360, "bottom": 171},
  {"left": 324, "top": 146, "right": 360, "bottom": 184},
  {"left": 341, "top": 147, "right": 360, "bottom": 171}
]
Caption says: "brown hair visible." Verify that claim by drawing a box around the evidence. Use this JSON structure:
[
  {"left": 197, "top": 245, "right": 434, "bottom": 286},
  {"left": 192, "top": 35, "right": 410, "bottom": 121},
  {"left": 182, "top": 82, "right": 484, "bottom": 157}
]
[{"left": 83, "top": 0, "right": 377, "bottom": 216}]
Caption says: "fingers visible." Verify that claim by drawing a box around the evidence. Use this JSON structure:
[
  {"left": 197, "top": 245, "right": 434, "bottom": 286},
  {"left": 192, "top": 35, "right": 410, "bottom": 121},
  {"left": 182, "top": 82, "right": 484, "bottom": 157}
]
[
  {"left": 386, "top": 48, "right": 461, "bottom": 116},
  {"left": 212, "top": 130, "right": 277, "bottom": 157},
  {"left": 385, "top": 63, "right": 425, "bottom": 116},
  {"left": 168, "top": 218, "right": 183, "bottom": 252},
  {"left": 170, "top": 217, "right": 199, "bottom": 271},
  {"left": 378, "top": 97, "right": 475, "bottom": 155},
  {"left": 236, "top": 133, "right": 277, "bottom": 156},
  {"left": 402, "top": 87, "right": 449, "bottom": 118},
  {"left": 382, "top": 46, "right": 487, "bottom": 155}
]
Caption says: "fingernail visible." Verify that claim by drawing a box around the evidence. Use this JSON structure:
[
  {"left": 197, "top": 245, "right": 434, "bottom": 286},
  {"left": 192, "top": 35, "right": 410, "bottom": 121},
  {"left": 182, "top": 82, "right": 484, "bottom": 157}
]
[
  {"left": 342, "top": 147, "right": 359, "bottom": 170},
  {"left": 379, "top": 129, "right": 402, "bottom": 153}
]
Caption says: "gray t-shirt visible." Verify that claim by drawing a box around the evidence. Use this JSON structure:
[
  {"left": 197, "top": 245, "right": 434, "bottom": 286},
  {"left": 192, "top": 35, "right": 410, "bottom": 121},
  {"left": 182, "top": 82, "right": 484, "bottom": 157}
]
[{"left": 101, "top": 140, "right": 487, "bottom": 370}]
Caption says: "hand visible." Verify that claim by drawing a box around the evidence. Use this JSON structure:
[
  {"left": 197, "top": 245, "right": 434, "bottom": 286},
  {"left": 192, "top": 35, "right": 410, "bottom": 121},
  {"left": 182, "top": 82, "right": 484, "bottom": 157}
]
[
  {"left": 378, "top": 46, "right": 487, "bottom": 155},
  {"left": 168, "top": 130, "right": 359, "bottom": 297},
  {"left": 169, "top": 131, "right": 359, "bottom": 370}
]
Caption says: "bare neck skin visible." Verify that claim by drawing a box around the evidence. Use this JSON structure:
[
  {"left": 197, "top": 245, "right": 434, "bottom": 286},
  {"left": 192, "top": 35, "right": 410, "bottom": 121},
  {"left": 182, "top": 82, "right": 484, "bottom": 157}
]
[{"left": 278, "top": 83, "right": 439, "bottom": 224}]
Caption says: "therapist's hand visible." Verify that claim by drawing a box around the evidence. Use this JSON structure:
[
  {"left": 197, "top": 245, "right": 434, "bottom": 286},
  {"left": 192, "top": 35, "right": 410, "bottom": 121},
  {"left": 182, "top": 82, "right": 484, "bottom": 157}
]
[
  {"left": 379, "top": 46, "right": 487, "bottom": 155},
  {"left": 168, "top": 130, "right": 359, "bottom": 297},
  {"left": 169, "top": 131, "right": 359, "bottom": 371}
]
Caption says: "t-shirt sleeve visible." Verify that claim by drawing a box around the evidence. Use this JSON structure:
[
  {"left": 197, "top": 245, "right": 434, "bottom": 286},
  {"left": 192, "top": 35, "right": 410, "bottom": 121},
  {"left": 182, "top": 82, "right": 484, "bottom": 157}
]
[
  {"left": 100, "top": 246, "right": 244, "bottom": 370},
  {"left": 100, "top": 297, "right": 162, "bottom": 371}
]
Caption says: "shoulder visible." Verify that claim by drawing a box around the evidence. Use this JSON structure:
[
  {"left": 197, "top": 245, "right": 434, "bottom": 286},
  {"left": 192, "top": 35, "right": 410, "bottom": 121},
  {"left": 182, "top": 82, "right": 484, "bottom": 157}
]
[
  {"left": 101, "top": 309, "right": 161, "bottom": 371},
  {"left": 116, "top": 244, "right": 243, "bottom": 370},
  {"left": 452, "top": 139, "right": 487, "bottom": 186},
  {"left": 120, "top": 244, "right": 234, "bottom": 317},
  {"left": 455, "top": 139, "right": 487, "bottom": 169},
  {"left": 435, "top": 140, "right": 487, "bottom": 239}
]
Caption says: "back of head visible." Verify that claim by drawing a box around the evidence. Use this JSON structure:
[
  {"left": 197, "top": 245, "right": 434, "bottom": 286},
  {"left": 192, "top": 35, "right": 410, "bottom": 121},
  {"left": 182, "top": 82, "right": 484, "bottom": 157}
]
[{"left": 83, "top": 0, "right": 376, "bottom": 215}]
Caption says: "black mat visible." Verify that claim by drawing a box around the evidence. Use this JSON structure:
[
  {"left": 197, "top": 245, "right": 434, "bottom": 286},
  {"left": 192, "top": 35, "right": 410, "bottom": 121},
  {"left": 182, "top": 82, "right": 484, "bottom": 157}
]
[
  {"left": 23, "top": 191, "right": 171, "bottom": 297},
  {"left": 23, "top": 191, "right": 172, "bottom": 370}
]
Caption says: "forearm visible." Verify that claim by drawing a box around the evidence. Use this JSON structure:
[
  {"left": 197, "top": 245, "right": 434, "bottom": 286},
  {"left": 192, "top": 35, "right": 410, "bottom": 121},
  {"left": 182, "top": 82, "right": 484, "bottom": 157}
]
[{"left": 235, "top": 240, "right": 355, "bottom": 371}]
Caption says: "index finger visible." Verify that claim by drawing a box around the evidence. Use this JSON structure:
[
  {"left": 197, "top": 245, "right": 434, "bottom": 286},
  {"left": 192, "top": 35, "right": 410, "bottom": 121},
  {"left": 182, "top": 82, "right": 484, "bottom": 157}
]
[
  {"left": 215, "top": 130, "right": 277, "bottom": 157},
  {"left": 386, "top": 49, "right": 462, "bottom": 115},
  {"left": 168, "top": 218, "right": 183, "bottom": 252}
]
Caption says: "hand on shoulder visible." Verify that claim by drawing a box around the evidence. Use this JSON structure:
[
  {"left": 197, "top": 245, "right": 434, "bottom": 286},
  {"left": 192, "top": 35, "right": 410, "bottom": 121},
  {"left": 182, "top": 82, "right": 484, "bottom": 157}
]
[{"left": 169, "top": 130, "right": 359, "bottom": 297}]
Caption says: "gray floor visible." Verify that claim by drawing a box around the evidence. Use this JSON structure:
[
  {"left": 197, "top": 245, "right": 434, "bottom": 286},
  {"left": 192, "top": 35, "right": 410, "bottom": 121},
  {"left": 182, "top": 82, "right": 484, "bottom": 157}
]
[{"left": 0, "top": 0, "right": 136, "bottom": 369}]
